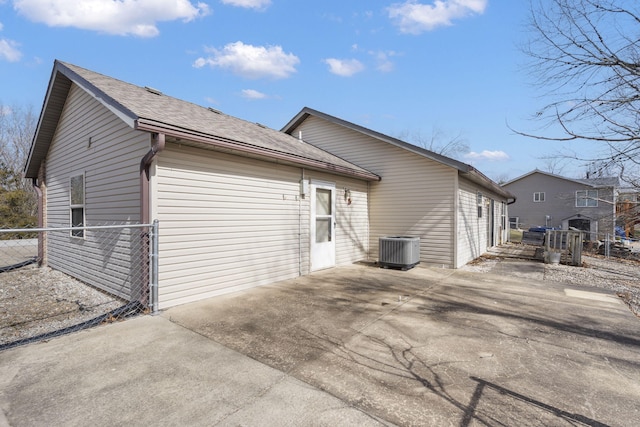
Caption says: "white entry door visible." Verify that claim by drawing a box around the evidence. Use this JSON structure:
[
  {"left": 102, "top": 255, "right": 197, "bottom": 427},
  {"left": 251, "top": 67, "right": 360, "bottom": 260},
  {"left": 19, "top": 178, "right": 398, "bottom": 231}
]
[{"left": 310, "top": 182, "right": 336, "bottom": 271}]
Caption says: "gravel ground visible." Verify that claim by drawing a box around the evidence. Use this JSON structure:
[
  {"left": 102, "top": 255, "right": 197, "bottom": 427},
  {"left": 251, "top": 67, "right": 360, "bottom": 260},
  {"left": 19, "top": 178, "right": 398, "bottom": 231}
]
[
  {"left": 463, "top": 247, "right": 640, "bottom": 317},
  {"left": 547, "top": 255, "right": 640, "bottom": 316},
  {"left": 0, "top": 265, "right": 123, "bottom": 346}
]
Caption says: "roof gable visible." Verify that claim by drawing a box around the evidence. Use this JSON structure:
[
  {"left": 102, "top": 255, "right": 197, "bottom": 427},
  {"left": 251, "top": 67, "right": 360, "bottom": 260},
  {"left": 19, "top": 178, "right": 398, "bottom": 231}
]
[
  {"left": 24, "top": 61, "right": 379, "bottom": 182},
  {"left": 282, "top": 107, "right": 513, "bottom": 199},
  {"left": 282, "top": 107, "right": 472, "bottom": 170},
  {"left": 502, "top": 169, "right": 618, "bottom": 188}
]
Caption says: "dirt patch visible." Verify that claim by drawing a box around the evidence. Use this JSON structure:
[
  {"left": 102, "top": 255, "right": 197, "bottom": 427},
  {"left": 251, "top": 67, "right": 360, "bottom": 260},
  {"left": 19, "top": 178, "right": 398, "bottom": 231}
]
[{"left": 0, "top": 265, "right": 124, "bottom": 346}]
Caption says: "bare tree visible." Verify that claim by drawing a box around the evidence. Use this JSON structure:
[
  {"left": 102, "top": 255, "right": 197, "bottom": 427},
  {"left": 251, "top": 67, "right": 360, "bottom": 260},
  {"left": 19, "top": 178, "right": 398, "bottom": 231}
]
[
  {"left": 541, "top": 157, "right": 569, "bottom": 175},
  {"left": 396, "top": 127, "right": 469, "bottom": 160},
  {"left": 0, "top": 103, "right": 37, "bottom": 226},
  {"left": 493, "top": 173, "right": 511, "bottom": 185},
  {"left": 520, "top": 0, "right": 640, "bottom": 186},
  {"left": 0, "top": 103, "right": 36, "bottom": 186}
]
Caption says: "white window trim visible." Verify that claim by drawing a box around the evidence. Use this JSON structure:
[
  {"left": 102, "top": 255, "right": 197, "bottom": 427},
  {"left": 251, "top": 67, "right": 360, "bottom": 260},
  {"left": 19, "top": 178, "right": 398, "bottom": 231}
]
[
  {"left": 533, "top": 192, "right": 545, "bottom": 202},
  {"left": 70, "top": 173, "right": 85, "bottom": 238},
  {"left": 576, "top": 189, "right": 598, "bottom": 208}
]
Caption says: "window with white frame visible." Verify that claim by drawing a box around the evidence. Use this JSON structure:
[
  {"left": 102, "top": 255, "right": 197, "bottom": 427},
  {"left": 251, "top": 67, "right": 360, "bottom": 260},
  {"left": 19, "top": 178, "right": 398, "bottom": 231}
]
[
  {"left": 533, "top": 192, "right": 545, "bottom": 202},
  {"left": 70, "top": 174, "right": 85, "bottom": 237},
  {"left": 576, "top": 190, "right": 598, "bottom": 207}
]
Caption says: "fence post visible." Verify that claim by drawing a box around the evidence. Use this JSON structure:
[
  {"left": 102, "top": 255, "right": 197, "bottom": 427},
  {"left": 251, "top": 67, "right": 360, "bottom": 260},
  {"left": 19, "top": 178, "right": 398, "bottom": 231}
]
[{"left": 150, "top": 220, "right": 159, "bottom": 315}]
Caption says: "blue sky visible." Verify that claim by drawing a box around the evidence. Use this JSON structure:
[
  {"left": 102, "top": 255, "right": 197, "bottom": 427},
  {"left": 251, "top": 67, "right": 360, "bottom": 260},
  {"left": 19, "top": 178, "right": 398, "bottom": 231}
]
[{"left": 0, "top": 0, "right": 592, "bottom": 181}]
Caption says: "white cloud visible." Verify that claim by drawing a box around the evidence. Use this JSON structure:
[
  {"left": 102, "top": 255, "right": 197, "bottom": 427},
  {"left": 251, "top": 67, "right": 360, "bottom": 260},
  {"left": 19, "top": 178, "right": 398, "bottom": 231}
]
[
  {"left": 324, "top": 58, "right": 365, "bottom": 77},
  {"left": 388, "top": 0, "right": 488, "bottom": 34},
  {"left": 369, "top": 50, "right": 400, "bottom": 73},
  {"left": 13, "top": 0, "right": 210, "bottom": 37},
  {"left": 220, "top": 0, "right": 271, "bottom": 10},
  {"left": 464, "top": 150, "right": 509, "bottom": 162},
  {"left": 240, "top": 89, "right": 267, "bottom": 99},
  {"left": 0, "top": 38, "right": 22, "bottom": 62},
  {"left": 194, "top": 41, "right": 299, "bottom": 79}
]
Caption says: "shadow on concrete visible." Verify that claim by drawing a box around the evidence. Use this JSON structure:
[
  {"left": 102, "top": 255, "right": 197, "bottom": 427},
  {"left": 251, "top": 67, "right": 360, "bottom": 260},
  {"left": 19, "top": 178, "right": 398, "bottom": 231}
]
[
  {"left": 463, "top": 377, "right": 610, "bottom": 427},
  {"left": 165, "top": 263, "right": 639, "bottom": 426},
  {"left": 423, "top": 290, "right": 640, "bottom": 349},
  {"left": 297, "top": 327, "right": 612, "bottom": 427}
]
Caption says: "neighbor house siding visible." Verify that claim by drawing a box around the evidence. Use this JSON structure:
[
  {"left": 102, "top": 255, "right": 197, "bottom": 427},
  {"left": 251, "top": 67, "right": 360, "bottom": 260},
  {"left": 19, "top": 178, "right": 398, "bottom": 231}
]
[
  {"left": 293, "top": 116, "right": 457, "bottom": 267},
  {"left": 503, "top": 172, "right": 616, "bottom": 239},
  {"left": 44, "top": 83, "right": 149, "bottom": 299},
  {"left": 154, "top": 144, "right": 370, "bottom": 309}
]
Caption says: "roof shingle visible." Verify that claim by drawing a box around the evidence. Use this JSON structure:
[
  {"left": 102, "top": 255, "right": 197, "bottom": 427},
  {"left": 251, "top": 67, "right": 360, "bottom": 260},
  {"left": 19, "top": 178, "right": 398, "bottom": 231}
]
[{"left": 25, "top": 60, "right": 379, "bottom": 181}]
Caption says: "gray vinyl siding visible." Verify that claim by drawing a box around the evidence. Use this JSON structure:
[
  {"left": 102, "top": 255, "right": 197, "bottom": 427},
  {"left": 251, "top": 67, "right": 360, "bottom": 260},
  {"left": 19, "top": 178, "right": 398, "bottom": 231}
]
[
  {"left": 154, "top": 144, "right": 369, "bottom": 309},
  {"left": 44, "top": 83, "right": 149, "bottom": 300},
  {"left": 503, "top": 172, "right": 616, "bottom": 238},
  {"left": 292, "top": 116, "right": 457, "bottom": 268}
]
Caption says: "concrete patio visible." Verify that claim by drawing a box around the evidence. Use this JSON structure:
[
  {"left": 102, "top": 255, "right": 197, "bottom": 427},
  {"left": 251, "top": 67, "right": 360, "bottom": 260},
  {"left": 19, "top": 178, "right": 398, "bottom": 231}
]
[{"left": 1, "top": 254, "right": 639, "bottom": 426}]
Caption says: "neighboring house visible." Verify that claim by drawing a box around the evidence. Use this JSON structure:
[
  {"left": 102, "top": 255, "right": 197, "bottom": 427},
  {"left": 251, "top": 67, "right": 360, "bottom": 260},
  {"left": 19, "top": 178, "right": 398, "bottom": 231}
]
[
  {"left": 502, "top": 170, "right": 618, "bottom": 240},
  {"left": 282, "top": 108, "right": 514, "bottom": 269},
  {"left": 24, "top": 61, "right": 512, "bottom": 310}
]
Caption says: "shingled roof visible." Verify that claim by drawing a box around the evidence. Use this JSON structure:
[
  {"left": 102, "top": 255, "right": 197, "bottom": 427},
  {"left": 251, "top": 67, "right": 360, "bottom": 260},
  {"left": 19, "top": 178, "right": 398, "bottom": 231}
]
[
  {"left": 503, "top": 169, "right": 619, "bottom": 188},
  {"left": 24, "top": 60, "right": 380, "bottom": 182}
]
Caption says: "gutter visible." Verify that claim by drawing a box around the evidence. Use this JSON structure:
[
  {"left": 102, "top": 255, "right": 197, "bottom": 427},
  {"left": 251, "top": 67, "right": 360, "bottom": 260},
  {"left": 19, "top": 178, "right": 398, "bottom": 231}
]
[
  {"left": 462, "top": 167, "right": 514, "bottom": 200},
  {"left": 135, "top": 119, "right": 380, "bottom": 183}
]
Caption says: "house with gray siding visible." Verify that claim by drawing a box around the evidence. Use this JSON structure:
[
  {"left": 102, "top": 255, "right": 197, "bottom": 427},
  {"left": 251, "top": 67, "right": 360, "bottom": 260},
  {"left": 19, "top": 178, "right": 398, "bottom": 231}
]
[
  {"left": 25, "top": 61, "right": 513, "bottom": 310},
  {"left": 282, "top": 108, "right": 514, "bottom": 269},
  {"left": 502, "top": 170, "right": 618, "bottom": 240}
]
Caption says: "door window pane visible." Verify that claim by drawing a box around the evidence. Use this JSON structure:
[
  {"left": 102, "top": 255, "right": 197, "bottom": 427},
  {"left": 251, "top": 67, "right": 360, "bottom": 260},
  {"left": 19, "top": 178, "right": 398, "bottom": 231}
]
[
  {"left": 316, "top": 218, "right": 330, "bottom": 243},
  {"left": 316, "top": 188, "right": 331, "bottom": 216}
]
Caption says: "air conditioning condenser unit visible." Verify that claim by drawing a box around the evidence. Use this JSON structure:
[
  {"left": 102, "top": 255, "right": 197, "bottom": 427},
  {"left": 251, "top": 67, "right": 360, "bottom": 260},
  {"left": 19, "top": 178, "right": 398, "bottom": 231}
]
[{"left": 379, "top": 236, "right": 420, "bottom": 270}]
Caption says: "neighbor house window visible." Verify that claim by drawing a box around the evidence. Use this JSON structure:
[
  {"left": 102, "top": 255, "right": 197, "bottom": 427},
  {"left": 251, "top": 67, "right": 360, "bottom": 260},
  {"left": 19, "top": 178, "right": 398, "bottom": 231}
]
[
  {"left": 477, "top": 192, "right": 483, "bottom": 218},
  {"left": 70, "top": 174, "right": 85, "bottom": 237},
  {"left": 533, "top": 192, "right": 545, "bottom": 202},
  {"left": 576, "top": 190, "right": 598, "bottom": 207}
]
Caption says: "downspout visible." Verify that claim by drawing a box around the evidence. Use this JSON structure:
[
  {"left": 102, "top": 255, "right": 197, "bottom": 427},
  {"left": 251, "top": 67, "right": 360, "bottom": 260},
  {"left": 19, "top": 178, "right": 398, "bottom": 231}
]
[
  {"left": 139, "top": 133, "right": 165, "bottom": 312},
  {"left": 367, "top": 180, "right": 371, "bottom": 262},
  {"left": 31, "top": 178, "right": 44, "bottom": 266},
  {"left": 140, "top": 133, "right": 166, "bottom": 224},
  {"left": 299, "top": 168, "right": 305, "bottom": 276}
]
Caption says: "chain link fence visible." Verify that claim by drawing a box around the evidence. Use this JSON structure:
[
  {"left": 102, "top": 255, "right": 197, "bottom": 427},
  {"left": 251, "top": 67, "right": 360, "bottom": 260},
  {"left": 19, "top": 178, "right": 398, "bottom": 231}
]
[{"left": 0, "top": 222, "right": 158, "bottom": 351}]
